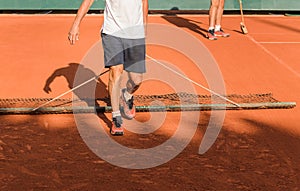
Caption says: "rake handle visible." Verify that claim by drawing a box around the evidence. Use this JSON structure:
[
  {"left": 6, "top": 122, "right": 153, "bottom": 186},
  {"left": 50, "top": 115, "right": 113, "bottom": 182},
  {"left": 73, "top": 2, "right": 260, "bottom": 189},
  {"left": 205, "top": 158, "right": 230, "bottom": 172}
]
[{"left": 238, "top": 0, "right": 245, "bottom": 24}]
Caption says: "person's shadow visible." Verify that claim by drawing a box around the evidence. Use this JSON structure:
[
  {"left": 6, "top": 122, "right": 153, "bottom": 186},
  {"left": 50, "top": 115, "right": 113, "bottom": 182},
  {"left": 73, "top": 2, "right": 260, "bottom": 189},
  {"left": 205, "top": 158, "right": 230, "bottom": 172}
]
[
  {"left": 43, "top": 63, "right": 111, "bottom": 127},
  {"left": 161, "top": 12, "right": 207, "bottom": 38}
]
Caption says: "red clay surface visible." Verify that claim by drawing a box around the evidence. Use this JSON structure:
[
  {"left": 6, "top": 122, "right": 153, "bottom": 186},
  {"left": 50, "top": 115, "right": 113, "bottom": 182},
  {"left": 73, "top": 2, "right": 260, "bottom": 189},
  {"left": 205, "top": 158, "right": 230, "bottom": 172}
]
[{"left": 1, "top": 14, "right": 300, "bottom": 190}]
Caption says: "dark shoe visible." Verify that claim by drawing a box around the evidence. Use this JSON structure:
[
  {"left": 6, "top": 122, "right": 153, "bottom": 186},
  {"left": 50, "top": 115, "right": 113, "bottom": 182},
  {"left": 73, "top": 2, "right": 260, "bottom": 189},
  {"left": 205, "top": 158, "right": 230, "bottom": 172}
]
[
  {"left": 110, "top": 116, "right": 124, "bottom": 136},
  {"left": 207, "top": 29, "right": 217, "bottom": 40}
]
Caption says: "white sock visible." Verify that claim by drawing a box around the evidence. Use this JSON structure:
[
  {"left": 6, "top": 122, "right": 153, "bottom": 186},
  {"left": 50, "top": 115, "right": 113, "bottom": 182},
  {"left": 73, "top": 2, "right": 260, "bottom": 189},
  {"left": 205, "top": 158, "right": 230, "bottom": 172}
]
[
  {"left": 215, "top": 25, "right": 221, "bottom": 31},
  {"left": 208, "top": 27, "right": 214, "bottom": 31},
  {"left": 112, "top": 110, "right": 121, "bottom": 118},
  {"left": 123, "top": 89, "right": 133, "bottom": 101}
]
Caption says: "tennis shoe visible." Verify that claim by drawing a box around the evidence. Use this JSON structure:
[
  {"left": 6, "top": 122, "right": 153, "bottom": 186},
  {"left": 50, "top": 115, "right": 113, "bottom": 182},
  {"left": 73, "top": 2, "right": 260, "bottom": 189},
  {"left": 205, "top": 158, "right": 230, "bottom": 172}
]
[
  {"left": 207, "top": 29, "right": 217, "bottom": 40},
  {"left": 110, "top": 116, "right": 124, "bottom": 136},
  {"left": 120, "top": 88, "right": 136, "bottom": 119},
  {"left": 214, "top": 29, "right": 230, "bottom": 37}
]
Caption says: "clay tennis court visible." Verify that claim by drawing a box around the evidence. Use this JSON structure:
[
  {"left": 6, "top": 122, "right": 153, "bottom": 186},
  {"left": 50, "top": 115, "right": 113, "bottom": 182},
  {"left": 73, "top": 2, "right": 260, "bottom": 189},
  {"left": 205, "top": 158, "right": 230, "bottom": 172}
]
[{"left": 1, "top": 13, "right": 300, "bottom": 190}]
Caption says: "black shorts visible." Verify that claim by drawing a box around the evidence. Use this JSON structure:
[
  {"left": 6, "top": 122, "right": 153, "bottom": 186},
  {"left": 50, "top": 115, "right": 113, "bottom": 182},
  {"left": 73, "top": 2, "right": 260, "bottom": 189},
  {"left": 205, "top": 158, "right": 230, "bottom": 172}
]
[{"left": 101, "top": 33, "right": 146, "bottom": 73}]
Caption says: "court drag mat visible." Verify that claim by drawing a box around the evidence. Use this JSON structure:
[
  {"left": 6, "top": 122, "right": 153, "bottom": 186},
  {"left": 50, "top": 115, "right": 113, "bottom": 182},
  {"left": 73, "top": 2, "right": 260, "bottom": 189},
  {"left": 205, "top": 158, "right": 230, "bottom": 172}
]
[{"left": 0, "top": 92, "right": 296, "bottom": 115}]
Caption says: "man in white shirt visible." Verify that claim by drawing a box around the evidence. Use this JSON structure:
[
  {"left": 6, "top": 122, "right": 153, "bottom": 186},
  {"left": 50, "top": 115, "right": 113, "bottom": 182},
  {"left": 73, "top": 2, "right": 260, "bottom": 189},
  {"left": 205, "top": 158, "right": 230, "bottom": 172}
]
[{"left": 69, "top": 0, "right": 148, "bottom": 136}]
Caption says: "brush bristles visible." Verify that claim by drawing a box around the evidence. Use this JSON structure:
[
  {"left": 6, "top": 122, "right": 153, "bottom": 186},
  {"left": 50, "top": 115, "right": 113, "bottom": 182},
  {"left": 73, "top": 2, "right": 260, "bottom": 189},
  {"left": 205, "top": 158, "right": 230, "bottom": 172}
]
[{"left": 240, "top": 22, "right": 248, "bottom": 34}]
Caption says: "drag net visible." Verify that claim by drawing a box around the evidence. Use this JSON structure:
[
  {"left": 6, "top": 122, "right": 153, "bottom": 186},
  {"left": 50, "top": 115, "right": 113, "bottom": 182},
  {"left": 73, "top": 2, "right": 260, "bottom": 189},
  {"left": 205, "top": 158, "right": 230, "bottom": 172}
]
[{"left": 0, "top": 93, "right": 296, "bottom": 114}]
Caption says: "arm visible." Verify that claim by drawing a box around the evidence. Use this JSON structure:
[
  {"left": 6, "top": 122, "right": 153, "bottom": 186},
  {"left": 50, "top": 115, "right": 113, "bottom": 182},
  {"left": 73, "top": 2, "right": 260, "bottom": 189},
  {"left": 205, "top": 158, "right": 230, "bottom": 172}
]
[
  {"left": 43, "top": 68, "right": 65, "bottom": 93},
  {"left": 68, "top": 0, "right": 94, "bottom": 45},
  {"left": 142, "top": 0, "right": 148, "bottom": 36}
]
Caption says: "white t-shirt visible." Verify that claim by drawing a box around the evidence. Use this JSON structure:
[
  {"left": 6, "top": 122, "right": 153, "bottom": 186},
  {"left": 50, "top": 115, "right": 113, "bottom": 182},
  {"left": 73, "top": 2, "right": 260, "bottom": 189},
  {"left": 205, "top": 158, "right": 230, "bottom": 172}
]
[{"left": 102, "top": 0, "right": 145, "bottom": 39}]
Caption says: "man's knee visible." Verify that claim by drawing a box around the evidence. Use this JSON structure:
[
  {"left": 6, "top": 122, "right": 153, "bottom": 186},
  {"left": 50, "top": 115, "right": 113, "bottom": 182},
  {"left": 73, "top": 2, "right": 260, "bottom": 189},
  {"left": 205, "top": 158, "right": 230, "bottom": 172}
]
[{"left": 109, "top": 65, "right": 124, "bottom": 80}]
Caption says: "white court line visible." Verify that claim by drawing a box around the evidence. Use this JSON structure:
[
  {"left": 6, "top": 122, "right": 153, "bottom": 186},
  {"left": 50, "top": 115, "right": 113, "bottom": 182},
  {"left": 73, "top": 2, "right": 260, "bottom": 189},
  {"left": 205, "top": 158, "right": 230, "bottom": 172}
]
[
  {"left": 259, "top": 42, "right": 300, "bottom": 44},
  {"left": 250, "top": 33, "right": 286, "bottom": 35},
  {"left": 247, "top": 35, "right": 300, "bottom": 78}
]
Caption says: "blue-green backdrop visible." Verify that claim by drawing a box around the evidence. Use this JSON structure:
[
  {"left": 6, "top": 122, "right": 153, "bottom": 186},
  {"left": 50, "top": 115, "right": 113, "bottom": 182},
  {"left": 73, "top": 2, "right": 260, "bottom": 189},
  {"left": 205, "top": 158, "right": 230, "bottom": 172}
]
[{"left": 0, "top": 0, "right": 299, "bottom": 11}]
